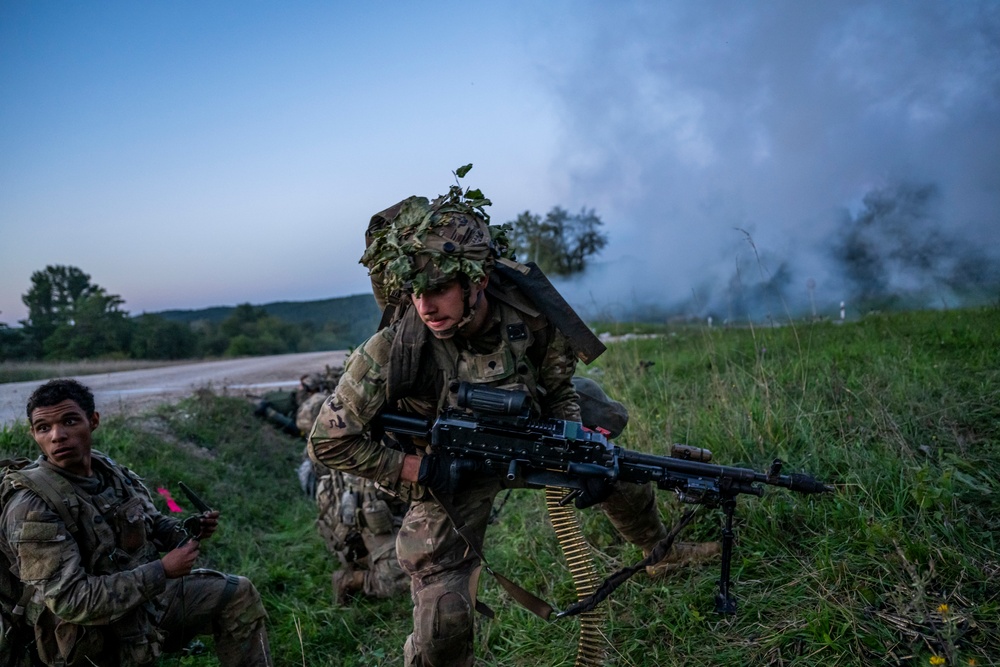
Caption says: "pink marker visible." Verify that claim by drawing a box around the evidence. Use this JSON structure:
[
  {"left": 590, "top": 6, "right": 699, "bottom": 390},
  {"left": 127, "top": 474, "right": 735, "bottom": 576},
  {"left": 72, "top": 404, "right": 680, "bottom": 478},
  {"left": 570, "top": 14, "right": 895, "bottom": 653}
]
[{"left": 157, "top": 487, "right": 185, "bottom": 513}]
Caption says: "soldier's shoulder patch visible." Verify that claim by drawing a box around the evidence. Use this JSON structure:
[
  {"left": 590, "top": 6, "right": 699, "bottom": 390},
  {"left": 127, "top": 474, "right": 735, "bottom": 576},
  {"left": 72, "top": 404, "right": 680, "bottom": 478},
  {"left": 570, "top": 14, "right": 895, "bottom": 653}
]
[
  {"left": 362, "top": 328, "right": 394, "bottom": 362},
  {"left": 350, "top": 330, "right": 393, "bottom": 380},
  {"left": 15, "top": 519, "right": 64, "bottom": 543},
  {"left": 325, "top": 333, "right": 383, "bottom": 422}
]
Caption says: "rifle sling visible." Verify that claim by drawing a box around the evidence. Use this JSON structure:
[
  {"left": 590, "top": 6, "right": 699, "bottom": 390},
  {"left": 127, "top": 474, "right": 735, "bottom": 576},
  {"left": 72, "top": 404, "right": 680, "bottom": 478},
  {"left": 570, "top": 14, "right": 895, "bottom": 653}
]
[
  {"left": 557, "top": 508, "right": 700, "bottom": 618},
  {"left": 430, "top": 489, "right": 556, "bottom": 621}
]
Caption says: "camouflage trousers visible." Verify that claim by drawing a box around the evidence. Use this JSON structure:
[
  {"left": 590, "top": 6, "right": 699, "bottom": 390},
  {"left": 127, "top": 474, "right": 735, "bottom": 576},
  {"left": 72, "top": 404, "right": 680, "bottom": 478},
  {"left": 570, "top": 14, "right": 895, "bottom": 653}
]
[
  {"left": 397, "top": 479, "right": 666, "bottom": 667},
  {"left": 157, "top": 569, "right": 271, "bottom": 667},
  {"left": 315, "top": 470, "right": 409, "bottom": 601},
  {"left": 356, "top": 528, "right": 409, "bottom": 599}
]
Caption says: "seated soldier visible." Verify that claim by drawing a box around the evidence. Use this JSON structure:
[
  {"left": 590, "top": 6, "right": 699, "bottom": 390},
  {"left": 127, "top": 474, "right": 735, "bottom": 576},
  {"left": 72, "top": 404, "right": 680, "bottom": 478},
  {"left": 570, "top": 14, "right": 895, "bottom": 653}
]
[{"left": 0, "top": 379, "right": 271, "bottom": 666}]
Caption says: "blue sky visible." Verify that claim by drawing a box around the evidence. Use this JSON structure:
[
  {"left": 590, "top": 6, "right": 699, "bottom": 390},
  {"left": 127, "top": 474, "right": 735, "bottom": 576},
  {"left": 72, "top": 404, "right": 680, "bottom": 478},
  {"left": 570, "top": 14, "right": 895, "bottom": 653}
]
[{"left": 2, "top": 1, "right": 998, "bottom": 326}]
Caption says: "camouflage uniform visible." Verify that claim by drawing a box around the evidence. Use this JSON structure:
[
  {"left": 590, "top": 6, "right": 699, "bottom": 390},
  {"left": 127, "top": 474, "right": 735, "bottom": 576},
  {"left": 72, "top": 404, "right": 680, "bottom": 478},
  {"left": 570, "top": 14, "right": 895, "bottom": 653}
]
[
  {"left": 309, "top": 303, "right": 666, "bottom": 667},
  {"left": 310, "top": 172, "right": 666, "bottom": 666},
  {"left": 253, "top": 368, "right": 409, "bottom": 604},
  {"left": 314, "top": 469, "right": 409, "bottom": 602},
  {"left": 0, "top": 453, "right": 270, "bottom": 666},
  {"left": 299, "top": 373, "right": 409, "bottom": 603}
]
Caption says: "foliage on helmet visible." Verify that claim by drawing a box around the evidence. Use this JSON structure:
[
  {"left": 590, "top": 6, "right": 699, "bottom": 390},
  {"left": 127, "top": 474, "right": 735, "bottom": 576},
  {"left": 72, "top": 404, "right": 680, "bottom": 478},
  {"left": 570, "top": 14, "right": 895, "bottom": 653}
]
[{"left": 361, "top": 164, "right": 513, "bottom": 297}]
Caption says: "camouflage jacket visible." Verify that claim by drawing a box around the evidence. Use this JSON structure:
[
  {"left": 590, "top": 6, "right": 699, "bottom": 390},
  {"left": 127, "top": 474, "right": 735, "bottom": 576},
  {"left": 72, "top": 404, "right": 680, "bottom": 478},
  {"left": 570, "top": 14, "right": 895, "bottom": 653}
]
[
  {"left": 0, "top": 452, "right": 183, "bottom": 626},
  {"left": 308, "top": 295, "right": 580, "bottom": 497}
]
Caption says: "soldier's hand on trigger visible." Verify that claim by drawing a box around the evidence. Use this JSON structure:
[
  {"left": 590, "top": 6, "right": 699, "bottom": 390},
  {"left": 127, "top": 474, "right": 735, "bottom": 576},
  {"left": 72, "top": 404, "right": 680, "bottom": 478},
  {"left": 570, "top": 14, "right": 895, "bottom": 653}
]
[{"left": 161, "top": 540, "right": 201, "bottom": 579}]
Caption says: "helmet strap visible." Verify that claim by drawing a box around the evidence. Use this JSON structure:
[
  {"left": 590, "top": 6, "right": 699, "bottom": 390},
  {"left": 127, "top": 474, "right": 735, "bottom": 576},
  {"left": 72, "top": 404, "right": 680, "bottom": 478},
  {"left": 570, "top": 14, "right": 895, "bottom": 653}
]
[{"left": 456, "top": 275, "right": 490, "bottom": 337}]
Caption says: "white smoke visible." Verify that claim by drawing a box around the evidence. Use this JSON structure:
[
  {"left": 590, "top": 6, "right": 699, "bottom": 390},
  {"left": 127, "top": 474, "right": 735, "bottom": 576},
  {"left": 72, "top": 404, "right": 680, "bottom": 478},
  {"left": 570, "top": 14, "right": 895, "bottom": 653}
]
[{"left": 534, "top": 1, "right": 1000, "bottom": 321}]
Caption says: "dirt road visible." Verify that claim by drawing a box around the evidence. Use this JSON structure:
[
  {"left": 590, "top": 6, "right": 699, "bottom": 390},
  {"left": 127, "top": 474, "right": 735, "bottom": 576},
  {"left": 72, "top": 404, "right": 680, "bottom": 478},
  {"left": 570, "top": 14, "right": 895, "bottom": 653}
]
[{"left": 0, "top": 350, "right": 348, "bottom": 427}]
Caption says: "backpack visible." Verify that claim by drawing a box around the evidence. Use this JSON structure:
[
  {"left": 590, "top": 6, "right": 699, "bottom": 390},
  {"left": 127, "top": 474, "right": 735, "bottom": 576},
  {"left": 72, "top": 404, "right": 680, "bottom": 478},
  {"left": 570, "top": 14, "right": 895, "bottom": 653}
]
[
  {"left": 0, "top": 457, "right": 80, "bottom": 667},
  {"left": 364, "top": 202, "right": 607, "bottom": 364}
]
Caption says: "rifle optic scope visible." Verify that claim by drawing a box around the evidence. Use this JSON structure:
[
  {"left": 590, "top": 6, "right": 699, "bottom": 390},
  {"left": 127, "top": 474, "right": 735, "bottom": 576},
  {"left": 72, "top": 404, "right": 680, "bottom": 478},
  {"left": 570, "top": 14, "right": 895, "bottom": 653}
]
[{"left": 456, "top": 382, "right": 530, "bottom": 417}]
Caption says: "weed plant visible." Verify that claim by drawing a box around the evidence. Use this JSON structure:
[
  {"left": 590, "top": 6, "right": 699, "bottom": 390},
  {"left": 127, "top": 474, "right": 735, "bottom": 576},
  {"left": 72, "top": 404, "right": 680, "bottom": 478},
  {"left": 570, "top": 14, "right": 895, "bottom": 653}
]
[{"left": 1, "top": 307, "right": 997, "bottom": 666}]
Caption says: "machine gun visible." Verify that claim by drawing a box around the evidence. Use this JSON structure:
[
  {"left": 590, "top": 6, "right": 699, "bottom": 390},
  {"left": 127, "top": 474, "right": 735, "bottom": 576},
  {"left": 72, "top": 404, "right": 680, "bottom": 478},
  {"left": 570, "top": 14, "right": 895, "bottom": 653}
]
[{"left": 379, "top": 382, "right": 832, "bottom": 615}]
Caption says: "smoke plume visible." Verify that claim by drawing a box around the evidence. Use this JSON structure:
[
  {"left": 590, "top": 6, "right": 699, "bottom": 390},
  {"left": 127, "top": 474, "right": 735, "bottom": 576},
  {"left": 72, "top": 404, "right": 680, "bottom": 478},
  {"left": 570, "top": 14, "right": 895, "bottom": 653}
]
[{"left": 534, "top": 1, "right": 1000, "bottom": 322}]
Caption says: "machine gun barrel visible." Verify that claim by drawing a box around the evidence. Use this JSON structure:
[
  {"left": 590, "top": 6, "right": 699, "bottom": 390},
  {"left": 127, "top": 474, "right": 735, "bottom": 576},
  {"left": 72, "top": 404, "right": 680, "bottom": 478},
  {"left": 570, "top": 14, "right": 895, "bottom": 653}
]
[{"left": 616, "top": 448, "right": 831, "bottom": 495}]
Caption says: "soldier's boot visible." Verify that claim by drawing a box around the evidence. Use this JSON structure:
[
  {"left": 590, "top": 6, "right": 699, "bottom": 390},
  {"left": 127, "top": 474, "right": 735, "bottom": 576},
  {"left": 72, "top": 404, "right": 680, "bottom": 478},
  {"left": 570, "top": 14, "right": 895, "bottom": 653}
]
[
  {"left": 332, "top": 569, "right": 365, "bottom": 605},
  {"left": 644, "top": 541, "right": 722, "bottom": 578}
]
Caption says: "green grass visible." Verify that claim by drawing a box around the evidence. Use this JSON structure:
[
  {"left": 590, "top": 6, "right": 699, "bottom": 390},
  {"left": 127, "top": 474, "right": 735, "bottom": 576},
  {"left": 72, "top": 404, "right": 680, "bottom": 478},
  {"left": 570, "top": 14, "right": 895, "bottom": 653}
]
[
  {"left": 2, "top": 306, "right": 998, "bottom": 666},
  {"left": 0, "top": 359, "right": 183, "bottom": 384}
]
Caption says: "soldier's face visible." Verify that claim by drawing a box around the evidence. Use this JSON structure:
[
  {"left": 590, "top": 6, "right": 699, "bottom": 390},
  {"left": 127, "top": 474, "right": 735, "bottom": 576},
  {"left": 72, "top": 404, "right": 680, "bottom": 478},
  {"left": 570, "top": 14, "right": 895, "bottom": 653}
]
[
  {"left": 411, "top": 279, "right": 466, "bottom": 336},
  {"left": 29, "top": 399, "right": 98, "bottom": 477},
  {"left": 410, "top": 277, "right": 487, "bottom": 338}
]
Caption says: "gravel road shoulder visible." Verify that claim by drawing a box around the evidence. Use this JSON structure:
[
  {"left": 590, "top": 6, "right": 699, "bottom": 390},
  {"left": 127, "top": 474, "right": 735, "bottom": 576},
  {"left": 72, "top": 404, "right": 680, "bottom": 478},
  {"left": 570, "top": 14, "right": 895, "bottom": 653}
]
[{"left": 0, "top": 350, "right": 347, "bottom": 427}]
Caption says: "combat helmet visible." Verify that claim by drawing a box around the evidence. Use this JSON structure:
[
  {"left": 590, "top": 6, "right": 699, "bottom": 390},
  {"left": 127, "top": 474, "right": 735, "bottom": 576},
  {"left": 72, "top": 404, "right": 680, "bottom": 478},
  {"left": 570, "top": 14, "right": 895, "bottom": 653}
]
[
  {"left": 362, "top": 165, "right": 512, "bottom": 297},
  {"left": 361, "top": 165, "right": 513, "bottom": 337}
]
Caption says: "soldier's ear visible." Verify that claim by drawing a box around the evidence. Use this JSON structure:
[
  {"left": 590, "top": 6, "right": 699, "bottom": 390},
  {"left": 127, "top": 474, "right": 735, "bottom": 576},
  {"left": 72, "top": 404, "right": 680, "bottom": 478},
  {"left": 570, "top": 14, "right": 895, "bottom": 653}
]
[{"left": 90, "top": 411, "right": 101, "bottom": 432}]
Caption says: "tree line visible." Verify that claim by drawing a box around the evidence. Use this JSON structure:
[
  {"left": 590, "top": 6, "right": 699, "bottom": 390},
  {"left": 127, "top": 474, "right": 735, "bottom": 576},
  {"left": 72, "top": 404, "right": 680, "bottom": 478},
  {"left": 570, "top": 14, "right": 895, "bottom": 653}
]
[
  {"left": 1, "top": 207, "right": 607, "bottom": 362},
  {"left": 0, "top": 266, "right": 340, "bottom": 362}
]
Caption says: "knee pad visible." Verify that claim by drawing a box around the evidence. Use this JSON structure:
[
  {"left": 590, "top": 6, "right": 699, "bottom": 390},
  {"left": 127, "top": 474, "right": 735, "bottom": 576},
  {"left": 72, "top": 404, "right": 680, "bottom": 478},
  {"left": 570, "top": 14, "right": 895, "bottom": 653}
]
[
  {"left": 412, "top": 589, "right": 473, "bottom": 665},
  {"left": 433, "top": 591, "right": 470, "bottom": 640}
]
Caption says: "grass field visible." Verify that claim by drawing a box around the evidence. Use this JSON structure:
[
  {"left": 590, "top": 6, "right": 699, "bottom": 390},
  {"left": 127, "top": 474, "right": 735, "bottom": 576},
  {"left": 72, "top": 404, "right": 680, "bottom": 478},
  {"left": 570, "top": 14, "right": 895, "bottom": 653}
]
[
  {"left": 0, "top": 358, "right": 182, "bottom": 384},
  {"left": 2, "top": 306, "right": 997, "bottom": 666}
]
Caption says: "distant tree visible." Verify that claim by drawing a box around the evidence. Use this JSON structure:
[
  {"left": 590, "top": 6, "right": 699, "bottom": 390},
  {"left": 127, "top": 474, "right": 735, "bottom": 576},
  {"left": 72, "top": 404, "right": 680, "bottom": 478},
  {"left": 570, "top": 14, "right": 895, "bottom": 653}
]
[
  {"left": 42, "top": 289, "right": 132, "bottom": 359},
  {"left": 220, "top": 304, "right": 268, "bottom": 339},
  {"left": 218, "top": 303, "right": 302, "bottom": 357},
  {"left": 20, "top": 265, "right": 96, "bottom": 355},
  {"left": 131, "top": 314, "right": 198, "bottom": 359},
  {"left": 301, "top": 320, "right": 355, "bottom": 352},
  {"left": 0, "top": 323, "right": 31, "bottom": 361},
  {"left": 508, "top": 211, "right": 546, "bottom": 266},
  {"left": 507, "top": 207, "right": 608, "bottom": 276},
  {"left": 20, "top": 266, "right": 132, "bottom": 359},
  {"left": 190, "top": 320, "right": 229, "bottom": 358}
]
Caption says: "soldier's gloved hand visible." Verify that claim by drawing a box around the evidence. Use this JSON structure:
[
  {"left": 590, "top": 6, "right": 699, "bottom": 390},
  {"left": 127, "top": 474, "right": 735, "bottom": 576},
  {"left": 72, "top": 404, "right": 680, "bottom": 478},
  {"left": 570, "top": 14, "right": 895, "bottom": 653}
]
[
  {"left": 574, "top": 477, "right": 615, "bottom": 509},
  {"left": 418, "top": 453, "right": 483, "bottom": 496}
]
